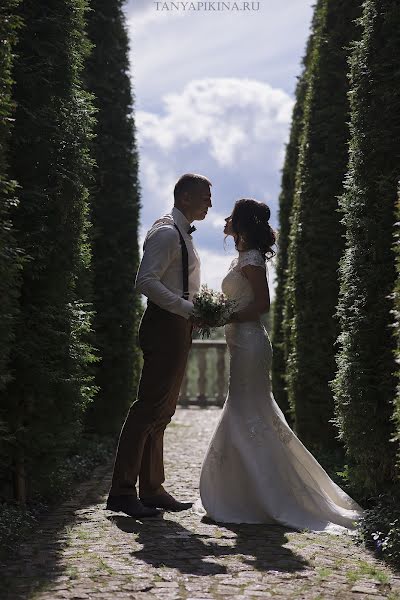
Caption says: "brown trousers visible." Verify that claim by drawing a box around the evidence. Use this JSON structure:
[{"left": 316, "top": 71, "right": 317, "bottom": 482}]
[{"left": 109, "top": 301, "right": 193, "bottom": 497}]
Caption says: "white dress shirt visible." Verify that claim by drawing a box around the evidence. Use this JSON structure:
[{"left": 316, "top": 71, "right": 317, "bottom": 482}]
[{"left": 135, "top": 206, "right": 201, "bottom": 319}]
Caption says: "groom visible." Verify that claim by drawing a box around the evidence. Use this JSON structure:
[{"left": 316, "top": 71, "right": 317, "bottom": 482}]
[{"left": 106, "top": 173, "right": 212, "bottom": 518}]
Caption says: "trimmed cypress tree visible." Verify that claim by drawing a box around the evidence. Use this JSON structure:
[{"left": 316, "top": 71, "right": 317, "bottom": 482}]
[
  {"left": 331, "top": 0, "right": 400, "bottom": 497},
  {"left": 0, "top": 2, "right": 23, "bottom": 394},
  {"left": 283, "top": 0, "right": 362, "bottom": 454},
  {"left": 393, "top": 184, "right": 400, "bottom": 477},
  {"left": 272, "top": 29, "right": 315, "bottom": 423},
  {"left": 281, "top": 1, "right": 324, "bottom": 430},
  {"left": 1, "top": 0, "right": 97, "bottom": 501},
  {"left": 84, "top": 0, "right": 142, "bottom": 435},
  {"left": 0, "top": 1, "right": 24, "bottom": 485}
]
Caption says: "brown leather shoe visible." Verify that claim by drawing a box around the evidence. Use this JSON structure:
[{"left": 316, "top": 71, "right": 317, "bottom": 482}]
[
  {"left": 140, "top": 492, "right": 193, "bottom": 512},
  {"left": 106, "top": 495, "right": 161, "bottom": 518}
]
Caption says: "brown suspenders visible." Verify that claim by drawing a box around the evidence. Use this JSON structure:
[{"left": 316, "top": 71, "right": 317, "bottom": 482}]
[{"left": 173, "top": 223, "right": 189, "bottom": 300}]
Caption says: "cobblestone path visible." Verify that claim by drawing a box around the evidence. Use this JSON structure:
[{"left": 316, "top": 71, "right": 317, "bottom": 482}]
[{"left": 3, "top": 407, "right": 400, "bottom": 600}]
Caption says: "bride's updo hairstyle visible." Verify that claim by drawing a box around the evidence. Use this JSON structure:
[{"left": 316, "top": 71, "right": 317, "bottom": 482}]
[{"left": 231, "top": 198, "right": 277, "bottom": 261}]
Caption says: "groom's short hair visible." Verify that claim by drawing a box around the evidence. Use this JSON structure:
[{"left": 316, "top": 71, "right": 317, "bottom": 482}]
[{"left": 174, "top": 173, "right": 212, "bottom": 202}]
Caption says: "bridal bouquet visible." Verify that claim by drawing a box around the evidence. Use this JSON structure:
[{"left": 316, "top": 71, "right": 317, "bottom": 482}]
[{"left": 192, "top": 284, "right": 238, "bottom": 338}]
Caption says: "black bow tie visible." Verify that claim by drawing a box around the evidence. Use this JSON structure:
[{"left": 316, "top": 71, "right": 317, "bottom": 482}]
[{"left": 187, "top": 225, "right": 196, "bottom": 235}]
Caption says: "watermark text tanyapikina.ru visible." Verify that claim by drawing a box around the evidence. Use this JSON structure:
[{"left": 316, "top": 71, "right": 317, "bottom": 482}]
[{"left": 153, "top": 2, "right": 261, "bottom": 11}]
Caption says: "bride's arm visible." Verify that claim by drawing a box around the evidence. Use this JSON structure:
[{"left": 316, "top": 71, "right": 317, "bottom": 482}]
[{"left": 226, "top": 264, "right": 270, "bottom": 323}]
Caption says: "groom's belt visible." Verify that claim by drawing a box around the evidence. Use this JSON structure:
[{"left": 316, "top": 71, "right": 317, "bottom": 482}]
[
  {"left": 146, "top": 300, "right": 192, "bottom": 324},
  {"left": 147, "top": 299, "right": 169, "bottom": 313}
]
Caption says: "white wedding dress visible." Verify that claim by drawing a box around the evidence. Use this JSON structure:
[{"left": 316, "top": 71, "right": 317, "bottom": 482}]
[{"left": 196, "top": 249, "right": 364, "bottom": 535}]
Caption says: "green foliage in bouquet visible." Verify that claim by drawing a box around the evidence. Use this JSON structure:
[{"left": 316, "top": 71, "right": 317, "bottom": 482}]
[{"left": 193, "top": 284, "right": 238, "bottom": 339}]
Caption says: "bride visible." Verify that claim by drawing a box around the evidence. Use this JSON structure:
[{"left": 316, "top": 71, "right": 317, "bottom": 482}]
[{"left": 197, "top": 198, "right": 364, "bottom": 535}]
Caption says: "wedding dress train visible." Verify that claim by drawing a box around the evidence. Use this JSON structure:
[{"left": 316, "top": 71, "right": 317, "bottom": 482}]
[{"left": 196, "top": 249, "right": 364, "bottom": 535}]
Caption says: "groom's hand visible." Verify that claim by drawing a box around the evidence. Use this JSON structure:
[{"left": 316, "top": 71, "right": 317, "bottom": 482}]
[
  {"left": 189, "top": 315, "right": 201, "bottom": 328},
  {"left": 189, "top": 314, "right": 200, "bottom": 328}
]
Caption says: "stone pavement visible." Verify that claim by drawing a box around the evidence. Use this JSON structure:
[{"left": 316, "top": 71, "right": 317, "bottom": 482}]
[{"left": 2, "top": 407, "right": 400, "bottom": 600}]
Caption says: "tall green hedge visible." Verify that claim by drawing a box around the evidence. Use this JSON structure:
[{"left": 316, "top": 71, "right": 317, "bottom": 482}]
[
  {"left": 0, "top": 0, "right": 97, "bottom": 501},
  {"left": 283, "top": 0, "right": 362, "bottom": 454},
  {"left": 331, "top": 0, "right": 400, "bottom": 497},
  {"left": 84, "top": 0, "right": 142, "bottom": 435},
  {"left": 281, "top": 1, "right": 324, "bottom": 432},
  {"left": 0, "top": 1, "right": 23, "bottom": 394},
  {"left": 393, "top": 185, "right": 400, "bottom": 477},
  {"left": 272, "top": 28, "right": 315, "bottom": 424}
]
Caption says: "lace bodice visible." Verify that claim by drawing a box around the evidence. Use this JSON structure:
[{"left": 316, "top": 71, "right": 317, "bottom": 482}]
[{"left": 221, "top": 249, "right": 268, "bottom": 312}]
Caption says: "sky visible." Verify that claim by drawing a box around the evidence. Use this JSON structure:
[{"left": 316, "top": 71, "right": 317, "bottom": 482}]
[{"left": 123, "top": 0, "right": 314, "bottom": 298}]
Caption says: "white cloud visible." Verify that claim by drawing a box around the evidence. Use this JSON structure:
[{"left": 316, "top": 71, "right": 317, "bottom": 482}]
[
  {"left": 126, "top": 0, "right": 315, "bottom": 303},
  {"left": 198, "top": 246, "right": 237, "bottom": 291},
  {"left": 134, "top": 76, "right": 292, "bottom": 297},
  {"left": 126, "top": 3, "right": 185, "bottom": 36},
  {"left": 208, "top": 210, "right": 228, "bottom": 228},
  {"left": 136, "top": 77, "right": 293, "bottom": 168},
  {"left": 126, "top": 0, "right": 314, "bottom": 111},
  {"left": 138, "top": 155, "right": 177, "bottom": 214}
]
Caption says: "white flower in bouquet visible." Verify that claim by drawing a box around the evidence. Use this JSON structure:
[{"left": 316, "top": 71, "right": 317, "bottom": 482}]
[{"left": 192, "top": 284, "right": 238, "bottom": 338}]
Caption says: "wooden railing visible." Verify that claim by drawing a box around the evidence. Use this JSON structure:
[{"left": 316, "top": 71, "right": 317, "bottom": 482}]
[{"left": 179, "top": 339, "right": 229, "bottom": 407}]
